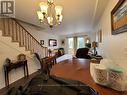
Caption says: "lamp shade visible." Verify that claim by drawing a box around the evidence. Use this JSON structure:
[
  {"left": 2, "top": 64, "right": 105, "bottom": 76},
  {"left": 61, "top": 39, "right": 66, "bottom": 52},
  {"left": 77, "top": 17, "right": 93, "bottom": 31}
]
[
  {"left": 55, "top": 6, "right": 63, "bottom": 15},
  {"left": 40, "top": 2, "right": 48, "bottom": 14},
  {"left": 92, "top": 41, "right": 98, "bottom": 48},
  {"left": 37, "top": 11, "right": 44, "bottom": 20},
  {"left": 47, "top": 16, "right": 53, "bottom": 25}
]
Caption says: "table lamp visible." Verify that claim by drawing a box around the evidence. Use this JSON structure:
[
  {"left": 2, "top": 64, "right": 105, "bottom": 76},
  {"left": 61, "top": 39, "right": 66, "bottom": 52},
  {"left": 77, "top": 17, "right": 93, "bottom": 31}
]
[{"left": 92, "top": 41, "right": 98, "bottom": 56}]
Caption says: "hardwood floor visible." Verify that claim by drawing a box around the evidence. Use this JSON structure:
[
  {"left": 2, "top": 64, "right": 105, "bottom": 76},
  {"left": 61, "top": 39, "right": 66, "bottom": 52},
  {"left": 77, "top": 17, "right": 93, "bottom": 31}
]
[
  {"left": 51, "top": 58, "right": 127, "bottom": 95},
  {"left": 0, "top": 58, "right": 127, "bottom": 95},
  {"left": 0, "top": 71, "right": 40, "bottom": 95}
]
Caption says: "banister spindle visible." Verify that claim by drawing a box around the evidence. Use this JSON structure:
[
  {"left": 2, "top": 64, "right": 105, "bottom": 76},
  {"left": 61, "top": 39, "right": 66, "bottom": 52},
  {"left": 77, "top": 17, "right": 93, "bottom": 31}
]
[
  {"left": 32, "top": 39, "right": 35, "bottom": 53},
  {"left": 26, "top": 32, "right": 29, "bottom": 50},
  {"left": 27, "top": 33, "right": 29, "bottom": 51},
  {"left": 0, "top": 18, "right": 4, "bottom": 34},
  {"left": 33, "top": 40, "right": 36, "bottom": 52},
  {"left": 19, "top": 26, "right": 21, "bottom": 46},
  {"left": 24, "top": 31, "right": 27, "bottom": 50},
  {"left": 7, "top": 18, "right": 10, "bottom": 36},
  {"left": 22, "top": 29, "right": 25, "bottom": 46},
  {"left": 30, "top": 36, "right": 32, "bottom": 51},
  {"left": 15, "top": 22, "right": 18, "bottom": 41},
  {"left": 3, "top": 18, "right": 6, "bottom": 36},
  {"left": 11, "top": 19, "right": 14, "bottom": 41},
  {"left": 1, "top": 18, "right": 47, "bottom": 57}
]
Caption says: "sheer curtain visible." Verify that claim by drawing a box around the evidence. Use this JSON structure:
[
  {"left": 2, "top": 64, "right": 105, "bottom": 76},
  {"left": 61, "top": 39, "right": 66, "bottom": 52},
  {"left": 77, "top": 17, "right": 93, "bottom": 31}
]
[{"left": 67, "top": 36, "right": 86, "bottom": 55}]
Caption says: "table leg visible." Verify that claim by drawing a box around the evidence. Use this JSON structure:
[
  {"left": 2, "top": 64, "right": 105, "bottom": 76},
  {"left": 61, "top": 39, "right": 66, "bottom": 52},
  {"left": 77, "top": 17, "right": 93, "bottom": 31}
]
[
  {"left": 25, "top": 62, "right": 29, "bottom": 77},
  {"left": 4, "top": 70, "right": 7, "bottom": 86},
  {"left": 6, "top": 71, "right": 9, "bottom": 87},
  {"left": 23, "top": 64, "right": 26, "bottom": 77}
]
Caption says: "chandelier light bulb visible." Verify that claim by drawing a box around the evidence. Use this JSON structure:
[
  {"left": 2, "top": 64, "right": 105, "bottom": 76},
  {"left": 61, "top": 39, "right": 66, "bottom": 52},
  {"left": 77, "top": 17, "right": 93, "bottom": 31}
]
[
  {"left": 37, "top": 0, "right": 63, "bottom": 29},
  {"left": 37, "top": 11, "right": 44, "bottom": 21},
  {"left": 47, "top": 16, "right": 53, "bottom": 25},
  {"left": 40, "top": 2, "right": 48, "bottom": 14},
  {"left": 55, "top": 6, "right": 63, "bottom": 15}
]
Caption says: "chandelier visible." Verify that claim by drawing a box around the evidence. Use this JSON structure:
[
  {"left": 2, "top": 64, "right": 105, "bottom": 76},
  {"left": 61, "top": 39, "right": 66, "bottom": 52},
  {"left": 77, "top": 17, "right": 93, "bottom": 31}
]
[{"left": 37, "top": 0, "right": 63, "bottom": 29}]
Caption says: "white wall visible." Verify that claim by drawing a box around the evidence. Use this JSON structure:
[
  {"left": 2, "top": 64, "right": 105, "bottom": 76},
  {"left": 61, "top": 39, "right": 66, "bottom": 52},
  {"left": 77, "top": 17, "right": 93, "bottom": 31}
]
[
  {"left": 0, "top": 21, "right": 60, "bottom": 89},
  {"left": 94, "top": 0, "right": 127, "bottom": 69},
  {"left": 0, "top": 30, "right": 41, "bottom": 89}
]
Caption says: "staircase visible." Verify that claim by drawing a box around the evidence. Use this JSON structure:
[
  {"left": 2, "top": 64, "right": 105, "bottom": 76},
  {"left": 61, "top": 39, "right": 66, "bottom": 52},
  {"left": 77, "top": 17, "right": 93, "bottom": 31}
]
[{"left": 0, "top": 18, "right": 48, "bottom": 57}]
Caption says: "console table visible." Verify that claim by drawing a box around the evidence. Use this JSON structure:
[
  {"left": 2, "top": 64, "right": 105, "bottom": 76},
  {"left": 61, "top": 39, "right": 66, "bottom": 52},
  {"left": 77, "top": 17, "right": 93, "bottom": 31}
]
[{"left": 4, "top": 60, "right": 29, "bottom": 87}]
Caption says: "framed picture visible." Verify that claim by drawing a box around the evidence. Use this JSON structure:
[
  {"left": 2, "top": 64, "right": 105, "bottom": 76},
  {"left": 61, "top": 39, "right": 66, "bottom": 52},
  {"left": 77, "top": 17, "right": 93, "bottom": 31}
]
[
  {"left": 111, "top": 0, "right": 127, "bottom": 35},
  {"left": 40, "top": 40, "right": 44, "bottom": 46},
  {"left": 49, "top": 39, "right": 57, "bottom": 46}
]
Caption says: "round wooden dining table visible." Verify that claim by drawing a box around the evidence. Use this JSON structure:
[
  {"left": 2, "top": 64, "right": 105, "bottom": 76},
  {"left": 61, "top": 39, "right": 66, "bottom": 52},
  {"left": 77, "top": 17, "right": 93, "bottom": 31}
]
[{"left": 51, "top": 58, "right": 127, "bottom": 95}]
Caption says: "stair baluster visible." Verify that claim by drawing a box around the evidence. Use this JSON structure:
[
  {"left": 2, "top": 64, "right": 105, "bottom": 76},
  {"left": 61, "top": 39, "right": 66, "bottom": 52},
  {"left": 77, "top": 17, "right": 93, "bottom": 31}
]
[{"left": 0, "top": 18, "right": 48, "bottom": 57}]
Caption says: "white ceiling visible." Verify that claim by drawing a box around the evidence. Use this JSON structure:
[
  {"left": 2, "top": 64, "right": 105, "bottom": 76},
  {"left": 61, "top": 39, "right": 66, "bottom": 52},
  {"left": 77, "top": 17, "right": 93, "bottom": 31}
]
[{"left": 15, "top": 0, "right": 109, "bottom": 35}]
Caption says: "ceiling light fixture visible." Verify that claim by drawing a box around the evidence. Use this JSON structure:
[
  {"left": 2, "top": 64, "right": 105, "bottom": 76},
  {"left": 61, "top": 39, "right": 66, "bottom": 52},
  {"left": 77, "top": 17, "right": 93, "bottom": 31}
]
[{"left": 37, "top": 0, "right": 63, "bottom": 29}]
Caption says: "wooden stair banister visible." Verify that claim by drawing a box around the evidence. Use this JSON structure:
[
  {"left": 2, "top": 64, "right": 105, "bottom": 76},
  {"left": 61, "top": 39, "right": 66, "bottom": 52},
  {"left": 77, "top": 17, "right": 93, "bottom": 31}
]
[{"left": 0, "top": 18, "right": 48, "bottom": 57}]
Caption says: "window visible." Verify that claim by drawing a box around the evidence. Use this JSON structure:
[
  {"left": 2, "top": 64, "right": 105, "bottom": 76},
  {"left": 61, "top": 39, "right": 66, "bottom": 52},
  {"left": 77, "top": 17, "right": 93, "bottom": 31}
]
[
  {"left": 77, "top": 37, "right": 85, "bottom": 49},
  {"left": 68, "top": 38, "right": 74, "bottom": 55},
  {"left": 67, "top": 37, "right": 85, "bottom": 55}
]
